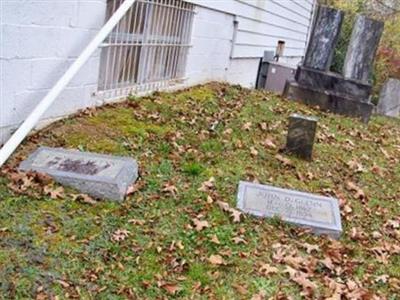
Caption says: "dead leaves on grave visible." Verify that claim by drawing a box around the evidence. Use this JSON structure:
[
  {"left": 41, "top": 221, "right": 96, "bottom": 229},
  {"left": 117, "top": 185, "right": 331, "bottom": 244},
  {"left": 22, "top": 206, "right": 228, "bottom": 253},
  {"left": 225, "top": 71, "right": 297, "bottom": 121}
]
[
  {"left": 1, "top": 167, "right": 103, "bottom": 205},
  {"left": 192, "top": 218, "right": 210, "bottom": 232},
  {"left": 258, "top": 263, "right": 279, "bottom": 276},
  {"left": 2, "top": 168, "right": 70, "bottom": 200},
  {"left": 197, "top": 177, "right": 242, "bottom": 223},
  {"left": 72, "top": 193, "right": 97, "bottom": 205},
  {"left": 198, "top": 177, "right": 215, "bottom": 192},
  {"left": 216, "top": 200, "right": 242, "bottom": 223},
  {"left": 111, "top": 229, "right": 130, "bottom": 242},
  {"left": 262, "top": 242, "right": 384, "bottom": 299},
  {"left": 162, "top": 182, "right": 178, "bottom": 197},
  {"left": 345, "top": 181, "right": 366, "bottom": 200},
  {"left": 43, "top": 185, "right": 65, "bottom": 199},
  {"left": 208, "top": 254, "right": 225, "bottom": 265},
  {"left": 275, "top": 154, "right": 294, "bottom": 168}
]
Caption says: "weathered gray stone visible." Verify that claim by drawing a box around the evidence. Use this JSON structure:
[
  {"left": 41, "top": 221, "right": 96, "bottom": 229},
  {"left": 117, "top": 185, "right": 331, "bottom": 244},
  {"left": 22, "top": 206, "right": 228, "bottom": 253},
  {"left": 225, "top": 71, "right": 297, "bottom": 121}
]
[
  {"left": 303, "top": 6, "right": 344, "bottom": 71},
  {"left": 343, "top": 15, "right": 384, "bottom": 82},
  {"left": 377, "top": 78, "right": 400, "bottom": 117},
  {"left": 283, "top": 80, "right": 374, "bottom": 123},
  {"left": 295, "top": 66, "right": 372, "bottom": 101},
  {"left": 19, "top": 147, "right": 138, "bottom": 202},
  {"left": 286, "top": 114, "right": 318, "bottom": 160},
  {"left": 256, "top": 51, "right": 275, "bottom": 89},
  {"left": 237, "top": 181, "right": 342, "bottom": 239}
]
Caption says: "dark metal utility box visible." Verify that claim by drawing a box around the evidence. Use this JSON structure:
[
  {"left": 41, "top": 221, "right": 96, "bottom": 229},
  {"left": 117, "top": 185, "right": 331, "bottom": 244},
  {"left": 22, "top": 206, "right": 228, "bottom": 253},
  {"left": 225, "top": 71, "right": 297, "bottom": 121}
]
[{"left": 257, "top": 61, "right": 296, "bottom": 94}]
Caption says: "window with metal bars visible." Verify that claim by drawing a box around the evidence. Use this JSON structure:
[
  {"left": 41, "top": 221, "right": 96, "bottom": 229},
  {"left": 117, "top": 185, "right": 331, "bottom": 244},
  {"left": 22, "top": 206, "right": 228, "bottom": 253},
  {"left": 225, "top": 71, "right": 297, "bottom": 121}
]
[{"left": 98, "top": 0, "right": 194, "bottom": 96}]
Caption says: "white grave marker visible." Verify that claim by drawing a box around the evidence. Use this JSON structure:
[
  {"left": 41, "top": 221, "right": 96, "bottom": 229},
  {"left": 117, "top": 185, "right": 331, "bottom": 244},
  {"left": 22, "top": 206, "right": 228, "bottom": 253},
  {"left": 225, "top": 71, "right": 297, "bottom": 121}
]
[{"left": 237, "top": 181, "right": 342, "bottom": 238}]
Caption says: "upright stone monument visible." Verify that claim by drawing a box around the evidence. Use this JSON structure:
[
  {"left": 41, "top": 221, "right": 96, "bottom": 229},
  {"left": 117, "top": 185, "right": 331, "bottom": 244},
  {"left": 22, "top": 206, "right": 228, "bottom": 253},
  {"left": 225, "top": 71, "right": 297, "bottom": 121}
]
[
  {"left": 376, "top": 78, "right": 400, "bottom": 117},
  {"left": 343, "top": 15, "right": 384, "bottom": 82},
  {"left": 236, "top": 181, "right": 342, "bottom": 239},
  {"left": 303, "top": 6, "right": 344, "bottom": 71},
  {"left": 283, "top": 7, "right": 383, "bottom": 123},
  {"left": 285, "top": 114, "right": 318, "bottom": 160},
  {"left": 20, "top": 147, "right": 138, "bottom": 202}
]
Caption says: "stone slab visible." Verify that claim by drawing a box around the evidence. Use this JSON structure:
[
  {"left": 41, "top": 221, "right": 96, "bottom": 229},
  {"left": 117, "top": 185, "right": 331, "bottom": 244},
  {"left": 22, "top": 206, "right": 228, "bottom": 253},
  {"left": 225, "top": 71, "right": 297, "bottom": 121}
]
[
  {"left": 343, "top": 15, "right": 384, "bottom": 82},
  {"left": 256, "top": 51, "right": 276, "bottom": 89},
  {"left": 303, "top": 6, "right": 344, "bottom": 71},
  {"left": 283, "top": 80, "right": 374, "bottom": 123},
  {"left": 237, "top": 181, "right": 342, "bottom": 239},
  {"left": 376, "top": 78, "right": 400, "bottom": 117},
  {"left": 286, "top": 114, "right": 318, "bottom": 160},
  {"left": 295, "top": 66, "right": 372, "bottom": 101},
  {"left": 19, "top": 147, "right": 138, "bottom": 202}
]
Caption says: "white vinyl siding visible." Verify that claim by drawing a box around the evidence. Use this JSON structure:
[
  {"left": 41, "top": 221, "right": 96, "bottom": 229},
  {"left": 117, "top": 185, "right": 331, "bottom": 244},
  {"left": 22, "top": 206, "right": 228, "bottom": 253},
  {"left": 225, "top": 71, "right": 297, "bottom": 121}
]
[{"left": 188, "top": 0, "right": 315, "bottom": 59}]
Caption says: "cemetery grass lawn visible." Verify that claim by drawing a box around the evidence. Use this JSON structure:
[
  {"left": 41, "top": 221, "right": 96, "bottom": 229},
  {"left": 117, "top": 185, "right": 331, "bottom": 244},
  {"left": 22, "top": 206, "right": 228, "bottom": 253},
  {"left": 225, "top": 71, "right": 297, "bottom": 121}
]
[{"left": 1, "top": 83, "right": 400, "bottom": 299}]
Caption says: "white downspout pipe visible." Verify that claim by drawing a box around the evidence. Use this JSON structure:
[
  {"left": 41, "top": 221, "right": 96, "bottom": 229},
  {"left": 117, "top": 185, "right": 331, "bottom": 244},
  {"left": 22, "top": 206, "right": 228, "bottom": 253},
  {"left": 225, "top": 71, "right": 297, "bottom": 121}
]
[{"left": 0, "top": 0, "right": 136, "bottom": 167}]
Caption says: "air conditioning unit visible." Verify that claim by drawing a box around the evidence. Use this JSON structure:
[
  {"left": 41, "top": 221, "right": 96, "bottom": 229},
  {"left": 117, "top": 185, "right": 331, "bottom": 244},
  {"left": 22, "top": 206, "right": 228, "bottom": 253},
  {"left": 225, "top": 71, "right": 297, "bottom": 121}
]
[{"left": 256, "top": 58, "right": 296, "bottom": 94}]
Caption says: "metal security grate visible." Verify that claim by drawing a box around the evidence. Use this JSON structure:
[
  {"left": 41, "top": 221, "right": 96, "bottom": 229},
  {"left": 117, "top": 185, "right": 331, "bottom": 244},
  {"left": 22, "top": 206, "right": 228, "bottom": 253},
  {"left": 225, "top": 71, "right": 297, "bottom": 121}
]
[{"left": 98, "top": 0, "right": 194, "bottom": 99}]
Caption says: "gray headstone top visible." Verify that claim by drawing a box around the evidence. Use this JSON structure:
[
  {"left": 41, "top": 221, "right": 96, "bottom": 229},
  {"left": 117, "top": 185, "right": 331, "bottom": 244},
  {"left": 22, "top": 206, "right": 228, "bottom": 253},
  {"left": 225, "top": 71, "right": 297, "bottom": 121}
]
[
  {"left": 343, "top": 15, "right": 384, "bottom": 82},
  {"left": 290, "top": 113, "right": 318, "bottom": 122},
  {"left": 376, "top": 78, "right": 400, "bottom": 117},
  {"left": 303, "top": 5, "right": 344, "bottom": 71},
  {"left": 237, "top": 181, "right": 342, "bottom": 239},
  {"left": 20, "top": 147, "right": 138, "bottom": 202},
  {"left": 263, "top": 50, "right": 275, "bottom": 62}
]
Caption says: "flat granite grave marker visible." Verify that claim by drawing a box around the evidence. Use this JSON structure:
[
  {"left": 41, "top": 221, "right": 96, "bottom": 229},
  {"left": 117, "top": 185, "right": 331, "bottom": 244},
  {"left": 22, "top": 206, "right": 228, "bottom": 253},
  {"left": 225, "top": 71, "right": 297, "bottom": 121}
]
[
  {"left": 237, "top": 181, "right": 342, "bottom": 239},
  {"left": 285, "top": 114, "right": 318, "bottom": 160},
  {"left": 20, "top": 147, "right": 138, "bottom": 202}
]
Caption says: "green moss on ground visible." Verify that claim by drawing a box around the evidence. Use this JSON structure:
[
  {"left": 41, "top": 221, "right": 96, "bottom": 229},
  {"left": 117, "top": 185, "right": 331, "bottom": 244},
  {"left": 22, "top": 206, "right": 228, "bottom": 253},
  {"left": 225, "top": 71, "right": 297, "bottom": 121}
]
[{"left": 0, "top": 83, "right": 399, "bottom": 299}]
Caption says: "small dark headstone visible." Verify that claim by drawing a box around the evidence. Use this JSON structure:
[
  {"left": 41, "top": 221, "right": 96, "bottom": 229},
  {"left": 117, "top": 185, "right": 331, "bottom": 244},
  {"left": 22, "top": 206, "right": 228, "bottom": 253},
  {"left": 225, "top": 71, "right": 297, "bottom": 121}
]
[{"left": 285, "top": 114, "right": 318, "bottom": 160}]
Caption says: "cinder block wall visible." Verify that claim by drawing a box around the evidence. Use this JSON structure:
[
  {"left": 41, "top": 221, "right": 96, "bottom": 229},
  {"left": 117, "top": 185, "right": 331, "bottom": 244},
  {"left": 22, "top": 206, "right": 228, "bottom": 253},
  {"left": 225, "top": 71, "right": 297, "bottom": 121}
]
[
  {"left": 1, "top": 1, "right": 310, "bottom": 145},
  {"left": 185, "top": 6, "right": 261, "bottom": 88},
  {"left": 0, "top": 0, "right": 107, "bottom": 143},
  {"left": 185, "top": 7, "right": 233, "bottom": 85}
]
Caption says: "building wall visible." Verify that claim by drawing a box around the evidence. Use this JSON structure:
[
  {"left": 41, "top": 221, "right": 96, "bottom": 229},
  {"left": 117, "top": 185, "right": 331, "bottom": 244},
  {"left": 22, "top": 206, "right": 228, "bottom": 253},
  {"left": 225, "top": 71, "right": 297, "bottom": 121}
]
[
  {"left": 189, "top": 0, "right": 316, "bottom": 59},
  {"left": 0, "top": 0, "right": 316, "bottom": 144},
  {"left": 0, "top": 0, "right": 107, "bottom": 143}
]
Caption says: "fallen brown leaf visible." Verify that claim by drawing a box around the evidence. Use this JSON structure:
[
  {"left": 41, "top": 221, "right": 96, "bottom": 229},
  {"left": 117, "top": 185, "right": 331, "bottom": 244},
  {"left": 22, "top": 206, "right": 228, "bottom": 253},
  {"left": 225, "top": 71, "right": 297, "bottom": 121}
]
[
  {"left": 162, "top": 182, "right": 178, "bottom": 197},
  {"left": 198, "top": 177, "right": 215, "bottom": 192},
  {"left": 208, "top": 254, "right": 225, "bottom": 265},
  {"left": 73, "top": 193, "right": 97, "bottom": 205},
  {"left": 162, "top": 283, "right": 180, "bottom": 295},
  {"left": 210, "top": 234, "right": 220, "bottom": 244},
  {"left": 259, "top": 263, "right": 279, "bottom": 276},
  {"left": 192, "top": 218, "right": 210, "bottom": 231},
  {"left": 44, "top": 185, "right": 64, "bottom": 199},
  {"left": 111, "top": 229, "right": 130, "bottom": 242},
  {"left": 275, "top": 154, "right": 293, "bottom": 167},
  {"left": 346, "top": 181, "right": 365, "bottom": 200},
  {"left": 263, "top": 138, "right": 277, "bottom": 149}
]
